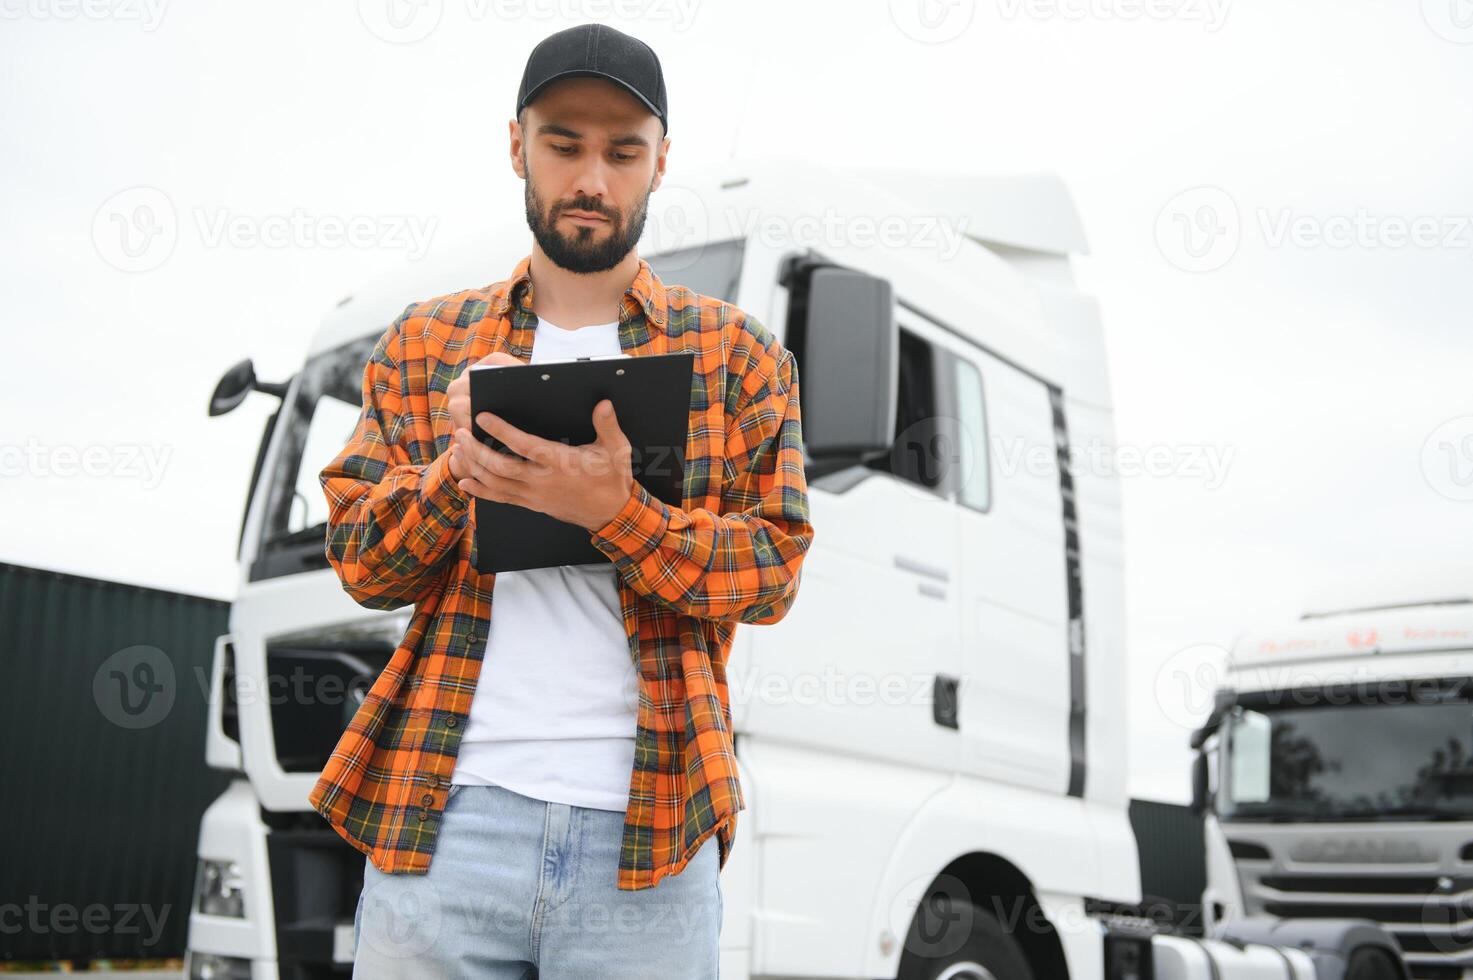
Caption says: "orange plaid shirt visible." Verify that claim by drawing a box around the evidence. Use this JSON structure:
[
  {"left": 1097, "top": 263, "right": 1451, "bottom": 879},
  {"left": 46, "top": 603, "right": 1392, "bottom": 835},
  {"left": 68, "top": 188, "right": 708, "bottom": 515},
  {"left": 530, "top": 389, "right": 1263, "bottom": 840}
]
[{"left": 308, "top": 253, "right": 814, "bottom": 890}]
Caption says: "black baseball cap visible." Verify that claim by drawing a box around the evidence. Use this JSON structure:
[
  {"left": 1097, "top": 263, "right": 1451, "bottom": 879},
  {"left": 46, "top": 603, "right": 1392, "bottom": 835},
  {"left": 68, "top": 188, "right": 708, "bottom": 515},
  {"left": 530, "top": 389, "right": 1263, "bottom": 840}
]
[{"left": 516, "top": 24, "right": 668, "bottom": 136}]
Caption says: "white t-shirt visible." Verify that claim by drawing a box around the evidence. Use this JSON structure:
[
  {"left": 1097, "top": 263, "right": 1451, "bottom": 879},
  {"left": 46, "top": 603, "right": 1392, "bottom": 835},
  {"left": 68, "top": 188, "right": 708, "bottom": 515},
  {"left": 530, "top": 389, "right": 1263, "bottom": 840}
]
[{"left": 449, "top": 315, "right": 640, "bottom": 811}]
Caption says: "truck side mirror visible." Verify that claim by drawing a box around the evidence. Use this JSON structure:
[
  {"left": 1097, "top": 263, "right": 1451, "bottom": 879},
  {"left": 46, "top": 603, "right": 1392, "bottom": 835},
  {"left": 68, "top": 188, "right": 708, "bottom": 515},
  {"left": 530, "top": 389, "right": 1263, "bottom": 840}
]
[
  {"left": 210, "top": 358, "right": 291, "bottom": 416},
  {"left": 210, "top": 359, "right": 258, "bottom": 416},
  {"left": 798, "top": 267, "right": 897, "bottom": 460},
  {"left": 1190, "top": 751, "right": 1211, "bottom": 816}
]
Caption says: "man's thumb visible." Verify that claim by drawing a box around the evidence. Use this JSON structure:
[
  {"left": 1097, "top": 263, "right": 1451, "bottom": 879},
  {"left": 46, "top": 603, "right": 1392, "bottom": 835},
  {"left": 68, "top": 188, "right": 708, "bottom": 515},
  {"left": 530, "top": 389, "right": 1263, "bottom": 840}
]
[{"left": 592, "top": 399, "right": 620, "bottom": 440}]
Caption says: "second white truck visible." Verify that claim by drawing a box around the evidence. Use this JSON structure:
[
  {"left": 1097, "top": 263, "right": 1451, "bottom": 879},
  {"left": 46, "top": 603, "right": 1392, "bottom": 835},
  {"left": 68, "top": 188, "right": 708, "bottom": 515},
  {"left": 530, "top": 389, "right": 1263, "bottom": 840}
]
[{"left": 1194, "top": 592, "right": 1473, "bottom": 980}]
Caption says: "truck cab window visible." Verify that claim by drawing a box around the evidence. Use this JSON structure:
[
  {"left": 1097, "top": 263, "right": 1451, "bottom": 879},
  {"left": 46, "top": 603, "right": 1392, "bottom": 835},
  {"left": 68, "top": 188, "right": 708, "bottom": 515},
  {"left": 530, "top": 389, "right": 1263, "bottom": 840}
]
[
  {"left": 251, "top": 333, "right": 377, "bottom": 581},
  {"left": 951, "top": 355, "right": 991, "bottom": 511},
  {"left": 645, "top": 237, "right": 745, "bottom": 305},
  {"left": 864, "top": 328, "right": 946, "bottom": 492}
]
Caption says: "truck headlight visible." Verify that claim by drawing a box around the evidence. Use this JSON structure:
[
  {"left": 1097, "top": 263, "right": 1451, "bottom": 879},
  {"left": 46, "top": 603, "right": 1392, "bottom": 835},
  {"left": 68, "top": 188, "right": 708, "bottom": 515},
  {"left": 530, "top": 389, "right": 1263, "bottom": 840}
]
[
  {"left": 196, "top": 858, "right": 247, "bottom": 918},
  {"left": 1105, "top": 932, "right": 1153, "bottom": 980},
  {"left": 188, "top": 952, "right": 252, "bottom": 980},
  {"left": 1099, "top": 913, "right": 1157, "bottom": 980}
]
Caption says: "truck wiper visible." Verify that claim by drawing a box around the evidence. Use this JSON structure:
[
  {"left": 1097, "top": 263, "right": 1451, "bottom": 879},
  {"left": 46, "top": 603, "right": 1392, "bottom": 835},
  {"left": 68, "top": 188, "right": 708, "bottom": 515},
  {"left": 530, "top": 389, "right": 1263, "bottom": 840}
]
[
  {"left": 1327, "top": 805, "right": 1473, "bottom": 822},
  {"left": 1223, "top": 809, "right": 1316, "bottom": 822},
  {"left": 264, "top": 523, "right": 329, "bottom": 549}
]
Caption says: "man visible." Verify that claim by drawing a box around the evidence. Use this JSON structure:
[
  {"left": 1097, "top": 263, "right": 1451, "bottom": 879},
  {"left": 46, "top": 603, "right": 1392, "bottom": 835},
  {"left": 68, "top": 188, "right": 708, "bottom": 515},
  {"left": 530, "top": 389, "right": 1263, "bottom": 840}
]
[{"left": 309, "top": 23, "right": 815, "bottom": 979}]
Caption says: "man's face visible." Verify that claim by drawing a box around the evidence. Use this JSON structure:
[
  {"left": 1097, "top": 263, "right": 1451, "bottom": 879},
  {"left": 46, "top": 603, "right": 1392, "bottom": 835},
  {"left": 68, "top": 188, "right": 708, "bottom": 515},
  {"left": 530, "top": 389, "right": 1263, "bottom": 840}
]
[{"left": 513, "top": 76, "right": 668, "bottom": 274}]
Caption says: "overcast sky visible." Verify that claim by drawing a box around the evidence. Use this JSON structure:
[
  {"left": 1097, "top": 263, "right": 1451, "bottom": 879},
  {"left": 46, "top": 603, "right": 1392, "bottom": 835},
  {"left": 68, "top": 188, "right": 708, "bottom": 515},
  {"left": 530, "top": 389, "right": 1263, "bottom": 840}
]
[{"left": 4, "top": 0, "right": 1471, "bottom": 801}]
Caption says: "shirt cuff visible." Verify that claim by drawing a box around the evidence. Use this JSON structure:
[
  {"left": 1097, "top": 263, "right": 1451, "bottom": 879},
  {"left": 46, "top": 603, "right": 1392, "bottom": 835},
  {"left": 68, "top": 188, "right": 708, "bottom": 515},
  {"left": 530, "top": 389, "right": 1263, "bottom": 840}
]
[
  {"left": 423, "top": 450, "right": 470, "bottom": 525},
  {"left": 589, "top": 479, "right": 670, "bottom": 566}
]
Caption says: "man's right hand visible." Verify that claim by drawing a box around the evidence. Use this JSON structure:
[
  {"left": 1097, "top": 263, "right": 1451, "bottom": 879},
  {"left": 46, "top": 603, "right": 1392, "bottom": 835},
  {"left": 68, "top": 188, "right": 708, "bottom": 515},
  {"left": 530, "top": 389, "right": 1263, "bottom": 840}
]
[{"left": 447, "top": 351, "right": 524, "bottom": 482}]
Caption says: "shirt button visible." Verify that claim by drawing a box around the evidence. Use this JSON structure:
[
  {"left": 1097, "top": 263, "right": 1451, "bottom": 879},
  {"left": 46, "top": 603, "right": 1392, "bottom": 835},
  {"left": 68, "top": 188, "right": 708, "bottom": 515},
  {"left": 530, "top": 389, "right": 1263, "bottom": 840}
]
[
  {"left": 425, "top": 774, "right": 441, "bottom": 788},
  {"left": 445, "top": 716, "right": 458, "bottom": 728},
  {"left": 417, "top": 808, "right": 430, "bottom": 822},
  {"left": 421, "top": 792, "right": 434, "bottom": 806},
  {"left": 467, "top": 631, "right": 481, "bottom": 645}
]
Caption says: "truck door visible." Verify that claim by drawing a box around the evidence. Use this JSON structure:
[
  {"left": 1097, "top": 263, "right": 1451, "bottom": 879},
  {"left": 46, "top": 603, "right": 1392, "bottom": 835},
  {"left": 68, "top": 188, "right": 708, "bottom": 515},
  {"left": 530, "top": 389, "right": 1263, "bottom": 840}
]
[
  {"left": 743, "top": 307, "right": 963, "bottom": 772},
  {"left": 932, "top": 332, "right": 1074, "bottom": 795}
]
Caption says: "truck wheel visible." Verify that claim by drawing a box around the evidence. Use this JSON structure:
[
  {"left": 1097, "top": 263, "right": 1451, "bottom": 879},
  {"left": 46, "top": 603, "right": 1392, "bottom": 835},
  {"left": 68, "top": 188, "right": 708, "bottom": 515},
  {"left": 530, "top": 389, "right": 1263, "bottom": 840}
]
[
  {"left": 1345, "top": 947, "right": 1403, "bottom": 980},
  {"left": 896, "top": 893, "right": 1036, "bottom": 980}
]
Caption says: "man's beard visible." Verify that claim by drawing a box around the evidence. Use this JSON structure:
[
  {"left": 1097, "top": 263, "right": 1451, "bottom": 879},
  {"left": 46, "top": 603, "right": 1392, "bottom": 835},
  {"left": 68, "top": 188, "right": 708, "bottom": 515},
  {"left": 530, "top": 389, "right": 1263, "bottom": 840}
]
[{"left": 524, "top": 164, "right": 653, "bottom": 274}]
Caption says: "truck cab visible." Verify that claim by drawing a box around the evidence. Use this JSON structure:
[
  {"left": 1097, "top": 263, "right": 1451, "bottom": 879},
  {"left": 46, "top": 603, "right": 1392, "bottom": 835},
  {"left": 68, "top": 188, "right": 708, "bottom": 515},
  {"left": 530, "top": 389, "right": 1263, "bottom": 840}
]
[
  {"left": 1194, "top": 595, "right": 1473, "bottom": 980},
  {"left": 188, "top": 152, "right": 1376, "bottom": 980}
]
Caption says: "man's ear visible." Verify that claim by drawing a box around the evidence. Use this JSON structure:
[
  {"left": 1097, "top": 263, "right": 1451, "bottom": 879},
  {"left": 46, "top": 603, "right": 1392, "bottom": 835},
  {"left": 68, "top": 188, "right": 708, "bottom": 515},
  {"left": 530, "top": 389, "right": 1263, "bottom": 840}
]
[
  {"left": 509, "top": 118, "right": 527, "bottom": 179},
  {"left": 650, "top": 136, "right": 670, "bottom": 193}
]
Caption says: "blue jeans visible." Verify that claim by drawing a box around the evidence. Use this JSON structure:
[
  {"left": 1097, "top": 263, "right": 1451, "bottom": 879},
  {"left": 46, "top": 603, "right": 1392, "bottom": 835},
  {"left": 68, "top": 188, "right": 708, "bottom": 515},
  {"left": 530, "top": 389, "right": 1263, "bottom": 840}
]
[{"left": 351, "top": 782, "right": 722, "bottom": 978}]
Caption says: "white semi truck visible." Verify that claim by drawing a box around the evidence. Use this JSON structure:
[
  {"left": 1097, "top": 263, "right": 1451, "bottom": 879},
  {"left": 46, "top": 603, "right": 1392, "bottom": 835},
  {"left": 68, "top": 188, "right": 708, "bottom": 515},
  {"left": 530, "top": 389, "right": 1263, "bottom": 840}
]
[
  {"left": 184, "top": 153, "right": 1404, "bottom": 980},
  {"left": 1192, "top": 593, "right": 1473, "bottom": 980}
]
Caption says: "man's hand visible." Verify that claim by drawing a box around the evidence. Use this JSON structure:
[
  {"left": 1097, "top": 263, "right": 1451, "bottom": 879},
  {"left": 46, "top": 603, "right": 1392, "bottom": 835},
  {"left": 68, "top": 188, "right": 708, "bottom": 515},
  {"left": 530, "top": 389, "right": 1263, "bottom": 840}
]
[
  {"left": 447, "top": 351, "right": 523, "bottom": 435},
  {"left": 448, "top": 399, "right": 636, "bottom": 533}
]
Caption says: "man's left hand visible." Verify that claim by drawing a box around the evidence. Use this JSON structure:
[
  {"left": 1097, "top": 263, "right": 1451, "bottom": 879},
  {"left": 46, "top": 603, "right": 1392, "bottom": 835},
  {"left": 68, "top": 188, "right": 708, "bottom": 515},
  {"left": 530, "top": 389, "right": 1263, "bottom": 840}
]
[{"left": 450, "top": 399, "right": 635, "bottom": 532}]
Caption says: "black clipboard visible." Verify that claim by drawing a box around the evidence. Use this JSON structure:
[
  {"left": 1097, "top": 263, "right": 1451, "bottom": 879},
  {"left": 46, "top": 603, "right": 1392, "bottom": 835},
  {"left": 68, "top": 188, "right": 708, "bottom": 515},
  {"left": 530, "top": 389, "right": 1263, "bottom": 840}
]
[{"left": 467, "top": 351, "right": 694, "bottom": 573}]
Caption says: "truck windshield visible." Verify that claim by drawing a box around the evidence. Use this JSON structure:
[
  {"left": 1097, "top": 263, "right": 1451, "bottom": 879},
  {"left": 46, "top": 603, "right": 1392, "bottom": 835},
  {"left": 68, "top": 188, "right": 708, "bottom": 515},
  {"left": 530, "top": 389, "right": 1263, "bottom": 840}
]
[
  {"left": 249, "top": 238, "right": 747, "bottom": 582},
  {"left": 1221, "top": 679, "right": 1473, "bottom": 822},
  {"left": 251, "top": 333, "right": 379, "bottom": 581}
]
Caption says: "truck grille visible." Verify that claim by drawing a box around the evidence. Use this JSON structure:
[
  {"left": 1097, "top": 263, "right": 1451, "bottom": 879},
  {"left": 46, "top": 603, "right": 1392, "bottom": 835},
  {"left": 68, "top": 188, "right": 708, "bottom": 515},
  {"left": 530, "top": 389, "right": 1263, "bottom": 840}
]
[
  {"left": 266, "top": 643, "right": 392, "bottom": 773},
  {"left": 1253, "top": 872, "right": 1473, "bottom": 979}
]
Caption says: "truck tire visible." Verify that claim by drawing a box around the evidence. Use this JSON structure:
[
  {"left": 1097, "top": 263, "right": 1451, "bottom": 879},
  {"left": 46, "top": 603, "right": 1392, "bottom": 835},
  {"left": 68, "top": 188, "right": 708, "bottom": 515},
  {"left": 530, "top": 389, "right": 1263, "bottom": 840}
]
[
  {"left": 896, "top": 894, "right": 1036, "bottom": 980},
  {"left": 1345, "top": 947, "right": 1404, "bottom": 980}
]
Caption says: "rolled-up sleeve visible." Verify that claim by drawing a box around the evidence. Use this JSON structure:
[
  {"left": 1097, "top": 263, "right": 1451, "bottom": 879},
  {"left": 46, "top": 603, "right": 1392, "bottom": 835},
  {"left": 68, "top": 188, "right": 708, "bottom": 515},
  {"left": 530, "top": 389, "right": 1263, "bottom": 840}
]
[
  {"left": 320, "top": 309, "right": 468, "bottom": 611},
  {"left": 588, "top": 344, "right": 813, "bottom": 625}
]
